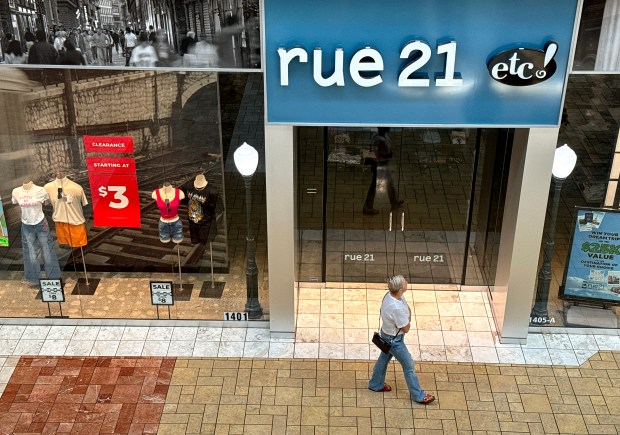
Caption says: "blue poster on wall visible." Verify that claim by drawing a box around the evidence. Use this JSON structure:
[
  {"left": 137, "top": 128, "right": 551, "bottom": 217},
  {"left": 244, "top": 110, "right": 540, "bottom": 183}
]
[{"left": 561, "top": 208, "right": 620, "bottom": 304}]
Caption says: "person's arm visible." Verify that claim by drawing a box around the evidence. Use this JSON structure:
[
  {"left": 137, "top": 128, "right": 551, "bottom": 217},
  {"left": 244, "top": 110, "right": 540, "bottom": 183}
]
[{"left": 393, "top": 306, "right": 411, "bottom": 333}]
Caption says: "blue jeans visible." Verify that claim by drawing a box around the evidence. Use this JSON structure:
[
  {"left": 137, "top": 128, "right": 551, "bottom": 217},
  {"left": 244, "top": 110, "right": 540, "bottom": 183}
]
[
  {"left": 21, "top": 219, "right": 61, "bottom": 284},
  {"left": 368, "top": 331, "right": 426, "bottom": 402}
]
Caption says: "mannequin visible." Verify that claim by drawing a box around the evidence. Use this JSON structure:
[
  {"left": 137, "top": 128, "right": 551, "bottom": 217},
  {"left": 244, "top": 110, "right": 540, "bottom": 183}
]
[
  {"left": 12, "top": 181, "right": 61, "bottom": 285},
  {"left": 152, "top": 182, "right": 185, "bottom": 243},
  {"left": 43, "top": 175, "right": 89, "bottom": 247},
  {"left": 183, "top": 174, "right": 219, "bottom": 245}
]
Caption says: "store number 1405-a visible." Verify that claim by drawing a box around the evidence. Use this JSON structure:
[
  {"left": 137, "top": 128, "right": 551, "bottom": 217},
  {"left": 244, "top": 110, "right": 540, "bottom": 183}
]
[{"left": 225, "top": 312, "right": 248, "bottom": 321}]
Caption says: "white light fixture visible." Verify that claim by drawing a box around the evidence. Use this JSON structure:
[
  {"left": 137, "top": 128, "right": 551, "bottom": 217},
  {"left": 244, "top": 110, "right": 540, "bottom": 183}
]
[
  {"left": 234, "top": 142, "right": 259, "bottom": 177},
  {"left": 552, "top": 144, "right": 577, "bottom": 179}
]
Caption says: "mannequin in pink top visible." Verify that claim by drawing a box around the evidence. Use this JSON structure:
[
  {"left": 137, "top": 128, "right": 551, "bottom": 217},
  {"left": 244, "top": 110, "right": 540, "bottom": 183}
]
[{"left": 151, "top": 182, "right": 186, "bottom": 243}]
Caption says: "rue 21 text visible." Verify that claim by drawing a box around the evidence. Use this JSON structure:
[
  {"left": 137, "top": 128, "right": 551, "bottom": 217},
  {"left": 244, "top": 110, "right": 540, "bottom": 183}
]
[{"left": 278, "top": 40, "right": 462, "bottom": 88}]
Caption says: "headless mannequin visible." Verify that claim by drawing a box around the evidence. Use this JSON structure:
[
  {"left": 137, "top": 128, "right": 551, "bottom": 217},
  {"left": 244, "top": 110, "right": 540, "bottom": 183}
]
[
  {"left": 152, "top": 182, "right": 185, "bottom": 245},
  {"left": 185, "top": 174, "right": 218, "bottom": 245},
  {"left": 13, "top": 179, "right": 61, "bottom": 284},
  {"left": 54, "top": 174, "right": 70, "bottom": 203},
  {"left": 43, "top": 173, "right": 89, "bottom": 245},
  {"left": 194, "top": 174, "right": 207, "bottom": 190},
  {"left": 151, "top": 182, "right": 186, "bottom": 222}
]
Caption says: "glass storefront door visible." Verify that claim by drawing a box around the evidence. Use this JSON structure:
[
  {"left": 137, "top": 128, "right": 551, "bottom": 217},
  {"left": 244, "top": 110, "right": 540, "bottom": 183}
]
[
  {"left": 296, "top": 126, "right": 509, "bottom": 287},
  {"left": 325, "top": 129, "right": 401, "bottom": 282}
]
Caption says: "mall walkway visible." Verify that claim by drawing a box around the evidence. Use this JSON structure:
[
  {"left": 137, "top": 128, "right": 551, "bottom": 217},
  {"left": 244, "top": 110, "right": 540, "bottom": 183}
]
[
  {"left": 0, "top": 352, "right": 619, "bottom": 434},
  {"left": 1, "top": 288, "right": 620, "bottom": 433}
]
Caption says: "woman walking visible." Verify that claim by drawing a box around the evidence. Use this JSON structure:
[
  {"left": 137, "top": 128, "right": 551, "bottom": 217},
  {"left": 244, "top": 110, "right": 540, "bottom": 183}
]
[{"left": 368, "top": 275, "right": 435, "bottom": 404}]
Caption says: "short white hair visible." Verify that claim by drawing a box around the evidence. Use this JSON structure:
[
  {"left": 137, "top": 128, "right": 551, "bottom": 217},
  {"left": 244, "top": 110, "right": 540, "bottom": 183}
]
[{"left": 388, "top": 275, "right": 406, "bottom": 293}]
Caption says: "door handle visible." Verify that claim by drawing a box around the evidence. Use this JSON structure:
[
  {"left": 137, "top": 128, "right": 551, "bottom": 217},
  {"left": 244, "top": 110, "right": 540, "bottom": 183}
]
[
  {"left": 401, "top": 212, "right": 405, "bottom": 232},
  {"left": 389, "top": 212, "right": 392, "bottom": 232}
]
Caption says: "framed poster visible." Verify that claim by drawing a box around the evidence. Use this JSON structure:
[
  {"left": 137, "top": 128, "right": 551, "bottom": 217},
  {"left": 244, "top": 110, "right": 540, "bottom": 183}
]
[{"left": 560, "top": 208, "right": 620, "bottom": 305}]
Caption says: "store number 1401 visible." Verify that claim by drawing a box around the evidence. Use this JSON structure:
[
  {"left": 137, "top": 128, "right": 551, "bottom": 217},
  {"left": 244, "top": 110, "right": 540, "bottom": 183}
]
[
  {"left": 98, "top": 185, "right": 129, "bottom": 209},
  {"left": 225, "top": 312, "right": 249, "bottom": 321}
]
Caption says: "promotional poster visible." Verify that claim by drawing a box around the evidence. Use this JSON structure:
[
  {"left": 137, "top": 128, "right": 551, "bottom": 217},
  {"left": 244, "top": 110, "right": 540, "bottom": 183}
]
[{"left": 561, "top": 208, "right": 620, "bottom": 304}]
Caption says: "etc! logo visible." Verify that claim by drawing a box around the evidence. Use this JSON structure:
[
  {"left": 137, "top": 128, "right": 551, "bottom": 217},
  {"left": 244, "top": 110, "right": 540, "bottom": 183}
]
[{"left": 487, "top": 41, "right": 558, "bottom": 86}]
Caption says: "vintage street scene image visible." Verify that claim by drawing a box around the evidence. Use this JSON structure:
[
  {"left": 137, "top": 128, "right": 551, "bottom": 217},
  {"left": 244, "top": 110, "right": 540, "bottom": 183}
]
[{"left": 0, "top": 0, "right": 260, "bottom": 68}]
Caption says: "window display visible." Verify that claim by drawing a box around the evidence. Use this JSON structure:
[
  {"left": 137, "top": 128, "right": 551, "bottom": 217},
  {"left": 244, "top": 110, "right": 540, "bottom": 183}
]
[{"left": 0, "top": 68, "right": 269, "bottom": 321}]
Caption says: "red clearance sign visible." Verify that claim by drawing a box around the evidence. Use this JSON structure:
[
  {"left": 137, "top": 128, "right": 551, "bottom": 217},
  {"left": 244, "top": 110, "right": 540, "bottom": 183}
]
[
  {"left": 83, "top": 135, "right": 134, "bottom": 154},
  {"left": 86, "top": 157, "right": 136, "bottom": 174},
  {"left": 86, "top": 157, "right": 141, "bottom": 228}
]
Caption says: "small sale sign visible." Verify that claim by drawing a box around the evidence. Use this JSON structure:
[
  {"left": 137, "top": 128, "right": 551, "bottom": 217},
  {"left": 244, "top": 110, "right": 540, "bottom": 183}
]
[{"left": 86, "top": 157, "right": 141, "bottom": 228}]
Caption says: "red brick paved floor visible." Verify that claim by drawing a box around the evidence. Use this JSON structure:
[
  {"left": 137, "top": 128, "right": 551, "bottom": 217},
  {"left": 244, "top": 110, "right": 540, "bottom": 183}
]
[{"left": 0, "top": 357, "right": 175, "bottom": 434}]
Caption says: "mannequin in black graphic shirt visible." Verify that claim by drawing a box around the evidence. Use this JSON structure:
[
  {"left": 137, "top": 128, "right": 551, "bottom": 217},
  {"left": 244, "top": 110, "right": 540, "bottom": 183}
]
[{"left": 183, "top": 174, "right": 219, "bottom": 244}]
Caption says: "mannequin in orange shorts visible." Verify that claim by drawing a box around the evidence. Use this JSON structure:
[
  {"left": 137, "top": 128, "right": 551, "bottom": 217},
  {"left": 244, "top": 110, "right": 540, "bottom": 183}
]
[{"left": 43, "top": 175, "right": 89, "bottom": 247}]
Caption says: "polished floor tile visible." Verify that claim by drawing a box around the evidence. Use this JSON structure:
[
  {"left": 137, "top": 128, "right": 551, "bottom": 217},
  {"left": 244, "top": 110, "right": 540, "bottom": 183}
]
[{"left": 1, "top": 289, "right": 618, "bottom": 368}]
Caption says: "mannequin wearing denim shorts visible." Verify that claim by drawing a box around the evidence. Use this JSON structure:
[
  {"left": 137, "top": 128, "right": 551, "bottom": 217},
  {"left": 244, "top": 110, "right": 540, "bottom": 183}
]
[{"left": 152, "top": 183, "right": 185, "bottom": 244}]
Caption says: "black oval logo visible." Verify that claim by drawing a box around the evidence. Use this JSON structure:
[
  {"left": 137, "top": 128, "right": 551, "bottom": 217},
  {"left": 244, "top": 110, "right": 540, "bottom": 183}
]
[{"left": 487, "top": 41, "right": 558, "bottom": 86}]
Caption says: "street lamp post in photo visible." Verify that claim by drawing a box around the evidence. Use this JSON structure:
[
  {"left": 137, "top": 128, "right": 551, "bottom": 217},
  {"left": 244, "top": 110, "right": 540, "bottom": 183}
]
[
  {"left": 530, "top": 144, "right": 577, "bottom": 325},
  {"left": 234, "top": 142, "right": 264, "bottom": 320}
]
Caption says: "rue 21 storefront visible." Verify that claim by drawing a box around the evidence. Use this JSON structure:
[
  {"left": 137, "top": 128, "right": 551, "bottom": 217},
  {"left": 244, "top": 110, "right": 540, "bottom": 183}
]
[{"left": 261, "top": 0, "right": 582, "bottom": 339}]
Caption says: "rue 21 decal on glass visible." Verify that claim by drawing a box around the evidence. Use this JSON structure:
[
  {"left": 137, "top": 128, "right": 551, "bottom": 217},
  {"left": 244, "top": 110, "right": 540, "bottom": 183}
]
[{"left": 560, "top": 209, "right": 620, "bottom": 304}]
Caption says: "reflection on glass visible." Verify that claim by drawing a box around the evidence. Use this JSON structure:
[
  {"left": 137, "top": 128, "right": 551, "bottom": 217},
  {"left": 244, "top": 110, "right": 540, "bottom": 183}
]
[
  {"left": 573, "top": 0, "right": 620, "bottom": 72},
  {"left": 1, "top": 0, "right": 261, "bottom": 70}
]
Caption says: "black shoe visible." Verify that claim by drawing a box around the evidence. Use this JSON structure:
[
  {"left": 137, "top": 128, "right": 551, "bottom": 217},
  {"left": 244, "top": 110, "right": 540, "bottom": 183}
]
[
  {"left": 391, "top": 200, "right": 405, "bottom": 210},
  {"left": 363, "top": 208, "right": 379, "bottom": 215}
]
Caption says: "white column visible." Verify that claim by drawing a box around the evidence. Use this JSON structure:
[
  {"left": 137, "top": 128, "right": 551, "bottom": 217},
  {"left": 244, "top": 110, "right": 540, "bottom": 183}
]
[
  {"left": 492, "top": 128, "right": 559, "bottom": 343},
  {"left": 265, "top": 124, "right": 296, "bottom": 333},
  {"left": 595, "top": 0, "right": 620, "bottom": 71}
]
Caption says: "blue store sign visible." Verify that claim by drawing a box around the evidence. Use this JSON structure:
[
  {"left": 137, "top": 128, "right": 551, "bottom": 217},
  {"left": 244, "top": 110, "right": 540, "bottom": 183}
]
[{"left": 263, "top": 0, "right": 580, "bottom": 126}]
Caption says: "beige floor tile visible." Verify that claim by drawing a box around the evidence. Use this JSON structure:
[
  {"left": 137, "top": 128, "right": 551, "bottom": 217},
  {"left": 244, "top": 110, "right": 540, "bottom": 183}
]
[{"left": 320, "top": 328, "right": 344, "bottom": 344}]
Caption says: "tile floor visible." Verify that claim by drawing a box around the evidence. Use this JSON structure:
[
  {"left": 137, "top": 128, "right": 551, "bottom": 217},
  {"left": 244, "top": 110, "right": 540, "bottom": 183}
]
[
  {"left": 0, "top": 356, "right": 172, "bottom": 434},
  {"left": 1, "top": 289, "right": 620, "bottom": 397},
  {"left": 4, "top": 354, "right": 620, "bottom": 434}
]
